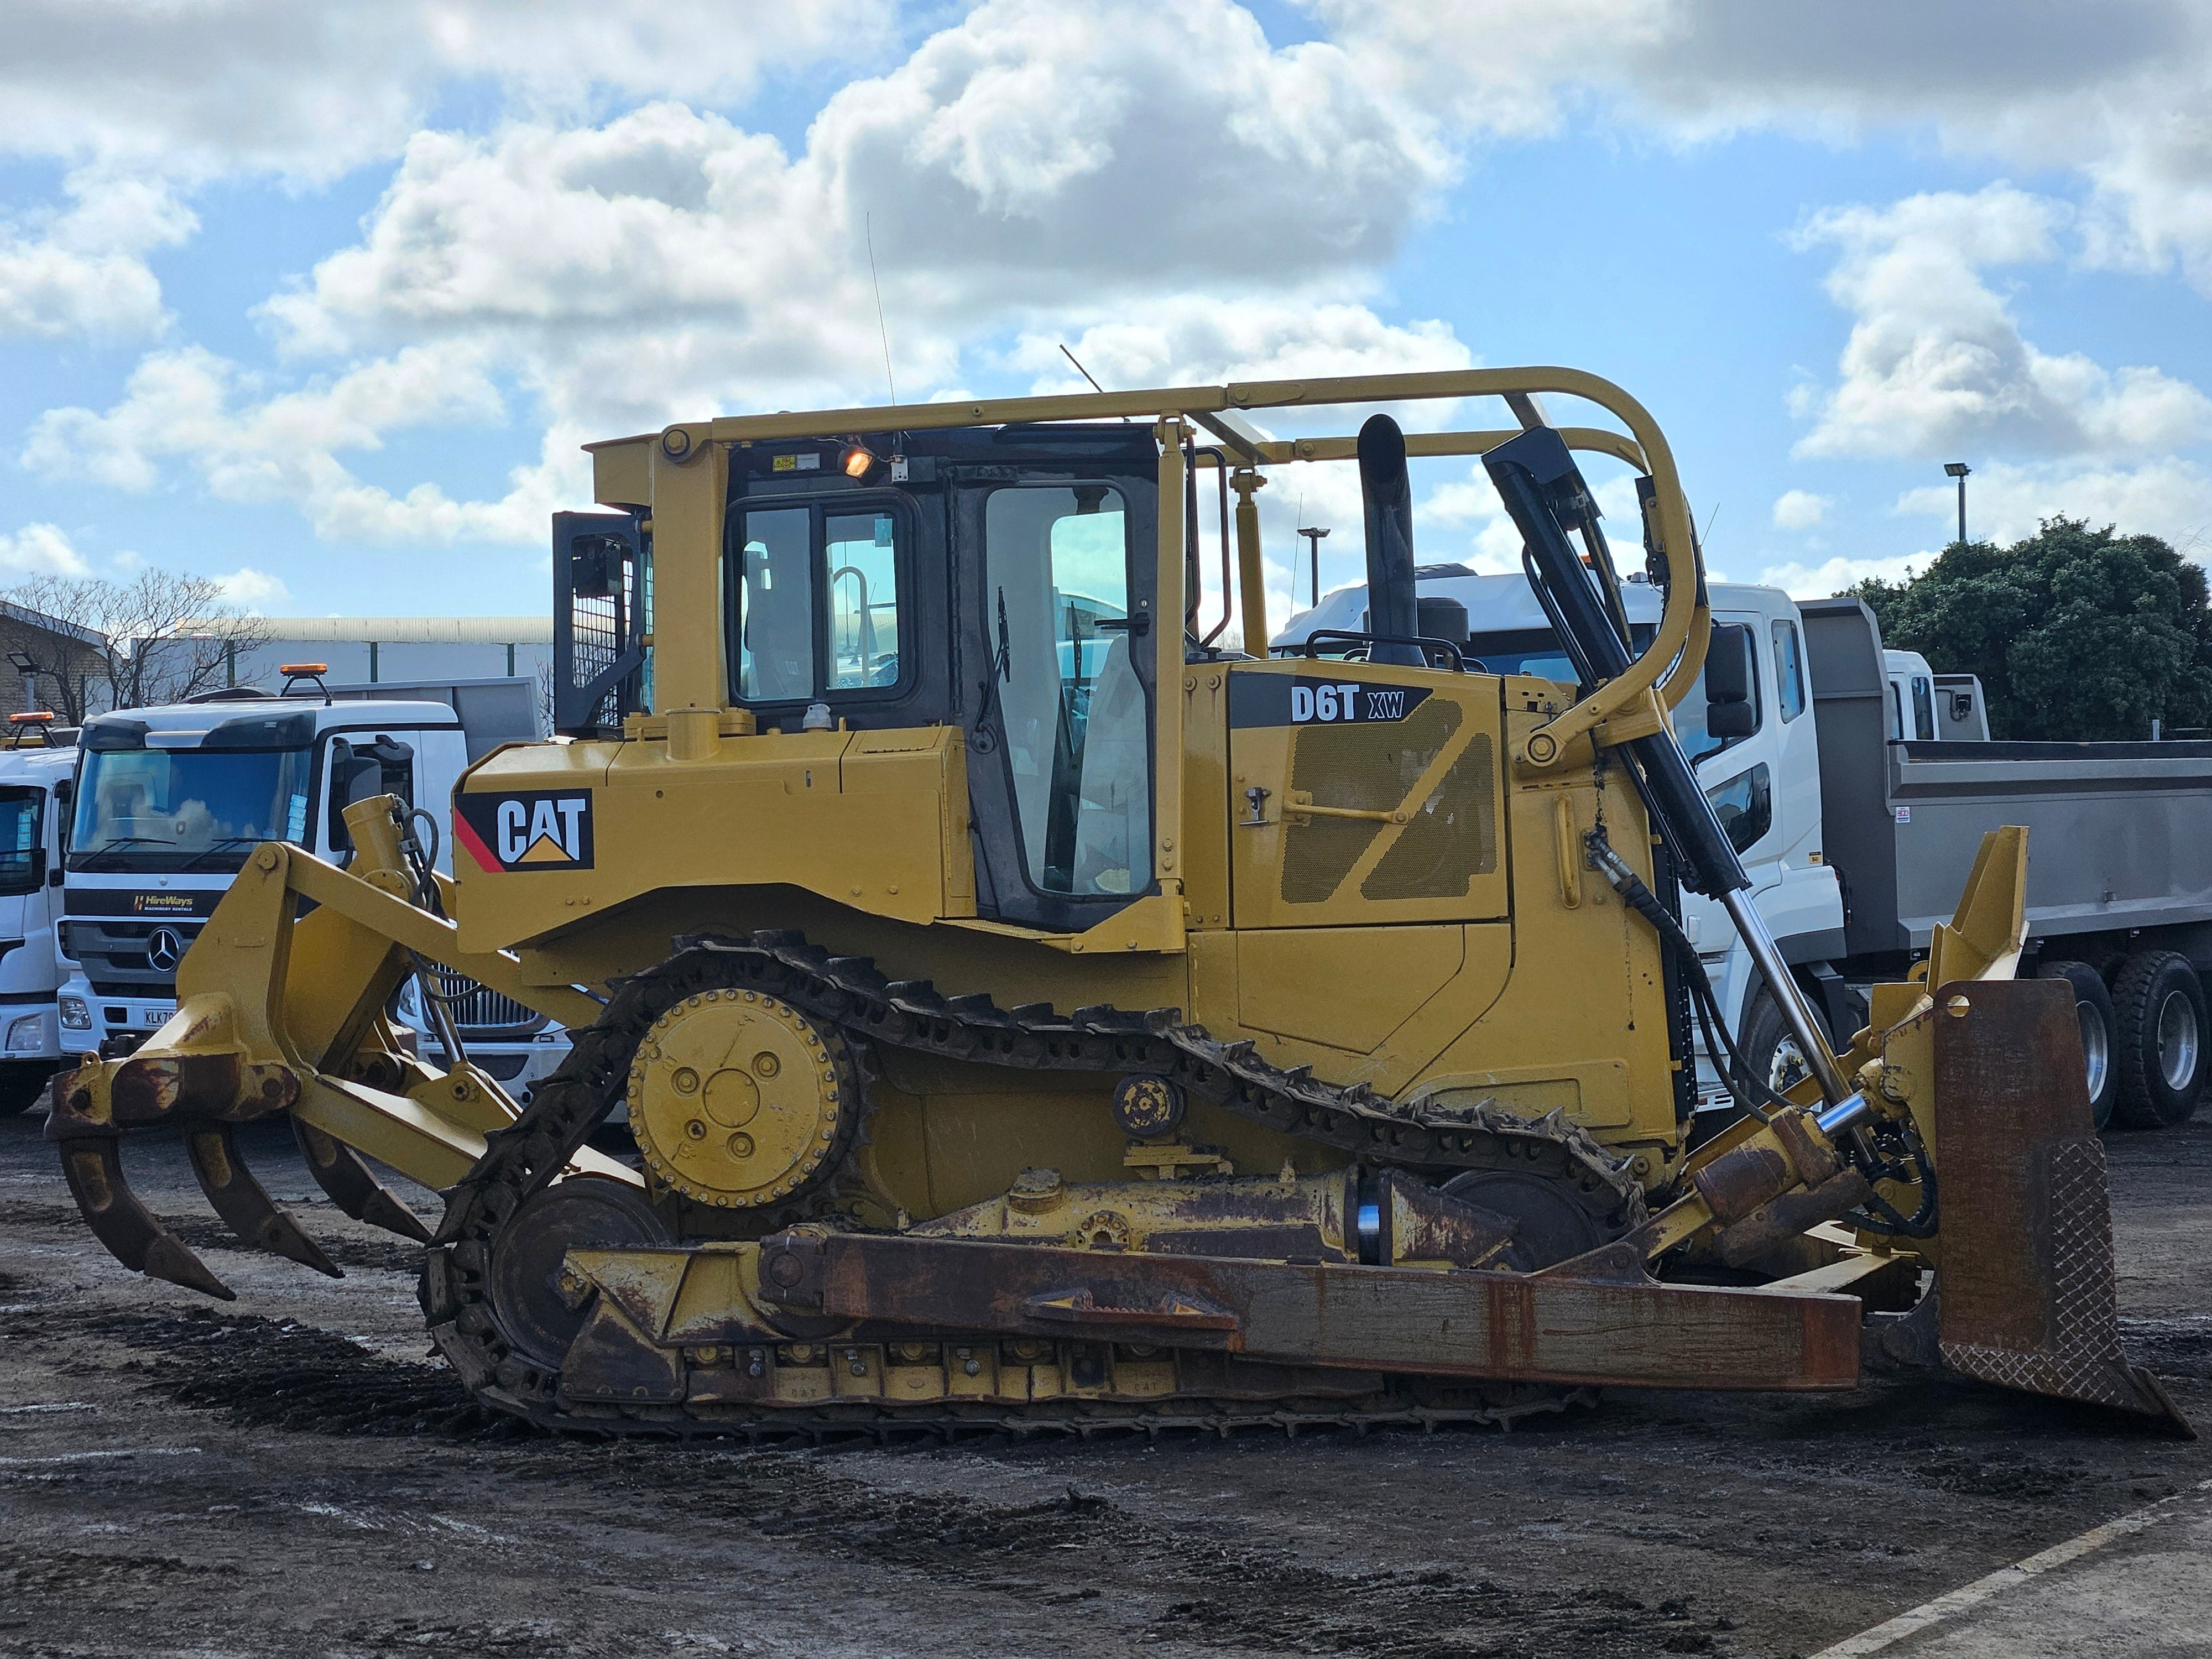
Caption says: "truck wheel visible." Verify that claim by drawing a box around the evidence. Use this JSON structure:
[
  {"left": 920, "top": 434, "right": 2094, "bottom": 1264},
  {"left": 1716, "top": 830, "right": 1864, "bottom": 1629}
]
[
  {"left": 2037, "top": 961, "right": 2118, "bottom": 1131},
  {"left": 2112, "top": 951, "right": 2206, "bottom": 1130},
  {"left": 1740, "top": 986, "right": 1832, "bottom": 1101}
]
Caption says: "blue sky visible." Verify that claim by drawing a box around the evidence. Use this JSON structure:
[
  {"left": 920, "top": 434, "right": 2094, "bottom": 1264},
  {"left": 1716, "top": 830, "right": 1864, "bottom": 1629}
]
[{"left": 2, "top": 0, "right": 2210, "bottom": 628}]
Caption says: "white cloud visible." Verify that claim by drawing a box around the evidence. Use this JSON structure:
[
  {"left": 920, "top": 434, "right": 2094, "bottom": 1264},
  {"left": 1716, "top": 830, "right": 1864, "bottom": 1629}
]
[
  {"left": 1015, "top": 302, "right": 1469, "bottom": 397},
  {"left": 1324, "top": 2, "right": 2212, "bottom": 306},
  {"left": 1787, "top": 185, "right": 2212, "bottom": 460},
  {"left": 18, "top": 343, "right": 567, "bottom": 544},
  {"left": 1895, "top": 457, "right": 2212, "bottom": 554},
  {"left": 0, "top": 174, "right": 195, "bottom": 339},
  {"left": 216, "top": 567, "right": 287, "bottom": 608},
  {"left": 0, "top": 0, "right": 896, "bottom": 182},
  {"left": 1753, "top": 552, "right": 1921, "bottom": 598},
  {"left": 48, "top": 2, "right": 1466, "bottom": 545},
  {"left": 0, "top": 523, "right": 92, "bottom": 578},
  {"left": 268, "top": 3, "right": 1449, "bottom": 383},
  {"left": 1771, "top": 489, "right": 1831, "bottom": 531},
  {"left": 14, "top": 0, "right": 2212, "bottom": 570}
]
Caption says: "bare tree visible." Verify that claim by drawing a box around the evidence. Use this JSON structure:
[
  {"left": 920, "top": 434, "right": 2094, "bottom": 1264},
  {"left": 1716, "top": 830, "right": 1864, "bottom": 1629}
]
[
  {"left": 534, "top": 659, "right": 557, "bottom": 738},
  {"left": 2, "top": 571, "right": 275, "bottom": 718}
]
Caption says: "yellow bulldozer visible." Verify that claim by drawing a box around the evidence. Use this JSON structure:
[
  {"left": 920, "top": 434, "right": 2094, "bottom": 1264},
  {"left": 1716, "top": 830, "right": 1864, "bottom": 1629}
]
[{"left": 47, "top": 368, "right": 2188, "bottom": 1437}]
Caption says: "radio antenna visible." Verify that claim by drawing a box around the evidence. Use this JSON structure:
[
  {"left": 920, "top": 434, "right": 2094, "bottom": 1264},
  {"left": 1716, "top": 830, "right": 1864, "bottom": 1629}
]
[
  {"left": 1059, "top": 344, "right": 1128, "bottom": 421},
  {"left": 866, "top": 213, "right": 897, "bottom": 406}
]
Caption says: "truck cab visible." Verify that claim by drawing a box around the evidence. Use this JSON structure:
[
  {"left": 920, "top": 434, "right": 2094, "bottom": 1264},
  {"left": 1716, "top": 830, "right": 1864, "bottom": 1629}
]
[
  {"left": 0, "top": 726, "right": 80, "bottom": 1111},
  {"left": 56, "top": 684, "right": 567, "bottom": 1095},
  {"left": 1882, "top": 649, "right": 1990, "bottom": 743}
]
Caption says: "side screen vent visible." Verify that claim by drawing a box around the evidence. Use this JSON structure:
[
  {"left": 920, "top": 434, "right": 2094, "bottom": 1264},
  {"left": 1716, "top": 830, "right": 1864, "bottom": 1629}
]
[
  {"left": 1363, "top": 731, "right": 1496, "bottom": 900},
  {"left": 1280, "top": 698, "right": 1463, "bottom": 905},
  {"left": 553, "top": 510, "right": 649, "bottom": 737}
]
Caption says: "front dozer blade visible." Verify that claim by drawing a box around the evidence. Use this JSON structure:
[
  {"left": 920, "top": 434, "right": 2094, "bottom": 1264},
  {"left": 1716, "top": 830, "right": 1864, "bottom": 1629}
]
[
  {"left": 1936, "top": 976, "right": 2191, "bottom": 1434},
  {"left": 292, "top": 1118, "right": 434, "bottom": 1244},
  {"left": 186, "top": 1124, "right": 342, "bottom": 1278},
  {"left": 55, "top": 1134, "right": 234, "bottom": 1301}
]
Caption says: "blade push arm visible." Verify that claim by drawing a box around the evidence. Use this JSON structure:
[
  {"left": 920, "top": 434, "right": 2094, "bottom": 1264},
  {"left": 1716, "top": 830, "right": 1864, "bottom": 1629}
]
[{"left": 47, "top": 795, "right": 634, "bottom": 1300}]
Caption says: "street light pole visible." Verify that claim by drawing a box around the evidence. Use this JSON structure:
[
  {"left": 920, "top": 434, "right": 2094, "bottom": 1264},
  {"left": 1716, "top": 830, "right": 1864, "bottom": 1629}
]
[
  {"left": 1944, "top": 462, "right": 1971, "bottom": 545},
  {"left": 1297, "top": 526, "right": 1329, "bottom": 609},
  {"left": 6, "top": 651, "right": 40, "bottom": 715}
]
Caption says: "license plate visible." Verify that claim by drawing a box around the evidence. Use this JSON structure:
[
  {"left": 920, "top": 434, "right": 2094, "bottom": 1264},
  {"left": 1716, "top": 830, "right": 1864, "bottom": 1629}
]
[{"left": 141, "top": 1008, "right": 175, "bottom": 1027}]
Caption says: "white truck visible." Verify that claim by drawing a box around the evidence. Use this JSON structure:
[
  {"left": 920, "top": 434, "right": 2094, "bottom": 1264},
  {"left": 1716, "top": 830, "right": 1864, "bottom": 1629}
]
[
  {"left": 0, "top": 723, "right": 81, "bottom": 1113},
  {"left": 1281, "top": 568, "right": 2212, "bottom": 1135},
  {"left": 56, "top": 675, "right": 572, "bottom": 1097}
]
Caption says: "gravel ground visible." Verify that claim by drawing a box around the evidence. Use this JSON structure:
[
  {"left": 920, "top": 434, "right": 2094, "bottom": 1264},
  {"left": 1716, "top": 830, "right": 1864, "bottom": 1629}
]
[{"left": 2, "top": 1108, "right": 2206, "bottom": 1659}]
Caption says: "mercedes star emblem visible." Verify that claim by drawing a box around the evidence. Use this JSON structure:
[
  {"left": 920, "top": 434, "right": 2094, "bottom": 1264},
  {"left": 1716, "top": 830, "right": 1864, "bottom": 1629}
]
[{"left": 147, "top": 927, "right": 186, "bottom": 973}]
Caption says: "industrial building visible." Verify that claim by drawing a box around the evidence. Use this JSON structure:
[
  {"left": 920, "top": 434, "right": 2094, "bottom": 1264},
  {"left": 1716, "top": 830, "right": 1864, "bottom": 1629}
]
[{"left": 225, "top": 615, "right": 553, "bottom": 690}]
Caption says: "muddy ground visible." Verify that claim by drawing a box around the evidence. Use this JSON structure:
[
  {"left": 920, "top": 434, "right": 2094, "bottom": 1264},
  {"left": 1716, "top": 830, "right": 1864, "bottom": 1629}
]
[{"left": 1, "top": 1109, "right": 2207, "bottom": 1659}]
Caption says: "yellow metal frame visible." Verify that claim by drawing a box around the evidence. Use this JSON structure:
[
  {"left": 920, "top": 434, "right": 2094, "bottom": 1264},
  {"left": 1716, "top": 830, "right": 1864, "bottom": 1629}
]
[{"left": 594, "top": 367, "right": 1708, "bottom": 793}]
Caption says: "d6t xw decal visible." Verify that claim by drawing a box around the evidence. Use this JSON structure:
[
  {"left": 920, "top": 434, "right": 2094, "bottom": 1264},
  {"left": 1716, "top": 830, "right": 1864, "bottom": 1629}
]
[{"left": 1229, "top": 675, "right": 1433, "bottom": 729}]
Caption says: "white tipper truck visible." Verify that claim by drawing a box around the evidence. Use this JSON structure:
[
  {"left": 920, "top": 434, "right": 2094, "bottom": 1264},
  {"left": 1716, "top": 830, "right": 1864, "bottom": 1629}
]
[
  {"left": 0, "top": 722, "right": 83, "bottom": 1113},
  {"left": 1281, "top": 568, "right": 2212, "bottom": 1136},
  {"left": 56, "top": 675, "right": 573, "bottom": 1099}
]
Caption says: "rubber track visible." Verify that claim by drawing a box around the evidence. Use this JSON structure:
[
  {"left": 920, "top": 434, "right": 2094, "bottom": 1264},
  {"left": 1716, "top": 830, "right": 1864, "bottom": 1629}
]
[{"left": 420, "top": 931, "right": 1647, "bottom": 1438}]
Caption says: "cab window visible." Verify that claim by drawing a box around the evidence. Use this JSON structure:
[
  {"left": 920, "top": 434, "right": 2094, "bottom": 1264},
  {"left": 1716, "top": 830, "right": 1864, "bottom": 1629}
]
[
  {"left": 1912, "top": 675, "right": 1935, "bottom": 740},
  {"left": 0, "top": 787, "right": 41, "bottom": 894},
  {"left": 1773, "top": 620, "right": 1807, "bottom": 722},
  {"left": 984, "top": 484, "right": 1150, "bottom": 898},
  {"left": 1705, "top": 763, "right": 1772, "bottom": 854},
  {"left": 730, "top": 501, "right": 906, "bottom": 703}
]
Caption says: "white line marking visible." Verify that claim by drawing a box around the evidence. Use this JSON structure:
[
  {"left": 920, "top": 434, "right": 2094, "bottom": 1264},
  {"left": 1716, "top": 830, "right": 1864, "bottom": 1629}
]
[
  {"left": 0, "top": 1402, "right": 93, "bottom": 1415},
  {"left": 1809, "top": 1479, "right": 2212, "bottom": 1658}
]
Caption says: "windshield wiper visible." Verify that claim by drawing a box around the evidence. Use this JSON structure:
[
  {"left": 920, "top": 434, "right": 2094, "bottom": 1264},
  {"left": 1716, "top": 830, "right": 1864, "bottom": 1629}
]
[
  {"left": 176, "top": 836, "right": 263, "bottom": 873},
  {"left": 72, "top": 836, "right": 174, "bottom": 871}
]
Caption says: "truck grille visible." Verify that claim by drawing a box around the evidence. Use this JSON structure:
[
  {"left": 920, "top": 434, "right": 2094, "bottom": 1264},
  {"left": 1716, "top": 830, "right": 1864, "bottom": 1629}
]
[{"left": 427, "top": 966, "right": 548, "bottom": 1040}]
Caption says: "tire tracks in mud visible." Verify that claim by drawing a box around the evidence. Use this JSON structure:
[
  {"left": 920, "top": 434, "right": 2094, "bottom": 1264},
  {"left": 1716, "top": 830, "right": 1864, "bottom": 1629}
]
[{"left": 0, "top": 1293, "right": 1745, "bottom": 1659}]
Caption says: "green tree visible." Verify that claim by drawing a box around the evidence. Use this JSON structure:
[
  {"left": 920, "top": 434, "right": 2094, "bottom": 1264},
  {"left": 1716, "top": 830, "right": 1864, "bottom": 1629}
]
[{"left": 1845, "top": 518, "right": 2212, "bottom": 742}]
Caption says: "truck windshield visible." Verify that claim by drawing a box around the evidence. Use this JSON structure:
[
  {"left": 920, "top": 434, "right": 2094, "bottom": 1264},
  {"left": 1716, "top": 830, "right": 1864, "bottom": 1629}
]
[
  {"left": 70, "top": 747, "right": 312, "bottom": 874},
  {"left": 1464, "top": 622, "right": 1752, "bottom": 769},
  {"left": 1462, "top": 623, "right": 1658, "bottom": 682}
]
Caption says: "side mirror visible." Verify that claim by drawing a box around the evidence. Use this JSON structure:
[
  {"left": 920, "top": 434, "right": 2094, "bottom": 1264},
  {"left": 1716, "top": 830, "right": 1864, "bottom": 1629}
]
[
  {"left": 1948, "top": 691, "right": 1974, "bottom": 721},
  {"left": 1705, "top": 623, "right": 1756, "bottom": 739}
]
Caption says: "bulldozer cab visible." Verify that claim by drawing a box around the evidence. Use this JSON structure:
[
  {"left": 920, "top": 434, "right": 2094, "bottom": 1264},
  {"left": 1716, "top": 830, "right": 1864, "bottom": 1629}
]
[{"left": 557, "top": 422, "right": 1166, "bottom": 934}]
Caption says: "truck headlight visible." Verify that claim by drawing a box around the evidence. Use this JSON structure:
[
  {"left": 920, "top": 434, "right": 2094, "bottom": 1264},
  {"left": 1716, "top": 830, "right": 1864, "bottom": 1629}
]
[
  {"left": 6, "top": 1013, "right": 43, "bottom": 1051},
  {"left": 58, "top": 995, "right": 91, "bottom": 1032}
]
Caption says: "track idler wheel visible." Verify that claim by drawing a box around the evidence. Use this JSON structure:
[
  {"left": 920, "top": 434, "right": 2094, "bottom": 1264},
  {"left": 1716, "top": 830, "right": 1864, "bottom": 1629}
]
[
  {"left": 488, "top": 1176, "right": 672, "bottom": 1369},
  {"left": 1442, "top": 1170, "right": 1611, "bottom": 1272}
]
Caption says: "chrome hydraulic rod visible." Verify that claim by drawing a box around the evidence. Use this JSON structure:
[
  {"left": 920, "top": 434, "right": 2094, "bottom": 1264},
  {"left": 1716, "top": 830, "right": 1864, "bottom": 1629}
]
[{"left": 1720, "top": 888, "right": 1850, "bottom": 1107}]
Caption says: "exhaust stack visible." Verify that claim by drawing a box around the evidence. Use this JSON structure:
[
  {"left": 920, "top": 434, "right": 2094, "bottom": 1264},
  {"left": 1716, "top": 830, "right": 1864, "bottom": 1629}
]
[{"left": 1357, "top": 414, "right": 1422, "bottom": 666}]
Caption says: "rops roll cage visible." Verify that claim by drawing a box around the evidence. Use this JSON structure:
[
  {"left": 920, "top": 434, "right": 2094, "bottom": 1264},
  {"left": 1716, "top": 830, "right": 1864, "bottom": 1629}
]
[{"left": 606, "top": 367, "right": 1713, "bottom": 781}]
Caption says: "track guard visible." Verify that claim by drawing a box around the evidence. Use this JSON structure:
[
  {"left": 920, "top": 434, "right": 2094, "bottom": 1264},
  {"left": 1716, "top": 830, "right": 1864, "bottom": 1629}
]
[{"left": 1934, "top": 976, "right": 2192, "bottom": 1434}]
